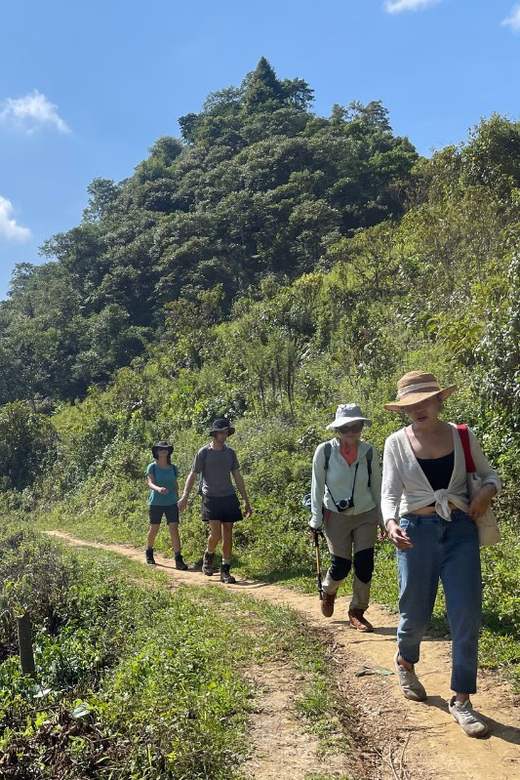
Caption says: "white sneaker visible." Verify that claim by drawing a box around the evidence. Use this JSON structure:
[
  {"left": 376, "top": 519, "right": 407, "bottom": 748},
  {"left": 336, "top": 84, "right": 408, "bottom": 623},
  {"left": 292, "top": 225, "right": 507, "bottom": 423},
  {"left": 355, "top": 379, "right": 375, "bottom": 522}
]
[
  {"left": 449, "top": 697, "right": 488, "bottom": 738},
  {"left": 393, "top": 651, "right": 427, "bottom": 701}
]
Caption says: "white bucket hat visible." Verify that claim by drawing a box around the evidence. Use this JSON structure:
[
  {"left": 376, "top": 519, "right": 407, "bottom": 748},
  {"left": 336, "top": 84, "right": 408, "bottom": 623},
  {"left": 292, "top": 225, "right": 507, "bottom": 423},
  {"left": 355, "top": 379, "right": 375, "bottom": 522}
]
[{"left": 326, "top": 403, "right": 372, "bottom": 430}]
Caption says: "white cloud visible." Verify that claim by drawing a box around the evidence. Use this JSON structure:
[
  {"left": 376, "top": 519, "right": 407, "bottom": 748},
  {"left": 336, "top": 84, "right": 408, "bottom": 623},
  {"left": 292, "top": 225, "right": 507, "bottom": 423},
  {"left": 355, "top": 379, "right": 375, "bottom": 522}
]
[
  {"left": 384, "top": 0, "right": 441, "bottom": 13},
  {"left": 0, "top": 90, "right": 70, "bottom": 134},
  {"left": 502, "top": 5, "right": 520, "bottom": 31},
  {"left": 0, "top": 197, "right": 31, "bottom": 242}
]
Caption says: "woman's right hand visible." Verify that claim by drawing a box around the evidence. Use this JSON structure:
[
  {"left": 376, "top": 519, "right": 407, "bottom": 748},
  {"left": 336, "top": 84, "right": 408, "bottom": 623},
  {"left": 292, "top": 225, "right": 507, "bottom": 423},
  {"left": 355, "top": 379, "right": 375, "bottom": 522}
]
[
  {"left": 386, "top": 520, "right": 413, "bottom": 549},
  {"left": 158, "top": 487, "right": 168, "bottom": 495}
]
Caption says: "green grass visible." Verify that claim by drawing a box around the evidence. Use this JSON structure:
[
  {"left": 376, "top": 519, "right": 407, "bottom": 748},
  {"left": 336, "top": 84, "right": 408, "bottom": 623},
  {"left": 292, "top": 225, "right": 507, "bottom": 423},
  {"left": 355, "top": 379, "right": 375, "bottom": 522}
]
[{"left": 0, "top": 526, "right": 366, "bottom": 780}]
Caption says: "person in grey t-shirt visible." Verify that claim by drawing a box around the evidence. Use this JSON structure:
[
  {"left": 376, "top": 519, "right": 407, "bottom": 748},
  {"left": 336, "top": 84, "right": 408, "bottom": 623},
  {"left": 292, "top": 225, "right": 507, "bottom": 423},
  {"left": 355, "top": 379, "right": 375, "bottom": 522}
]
[{"left": 178, "top": 418, "right": 252, "bottom": 584}]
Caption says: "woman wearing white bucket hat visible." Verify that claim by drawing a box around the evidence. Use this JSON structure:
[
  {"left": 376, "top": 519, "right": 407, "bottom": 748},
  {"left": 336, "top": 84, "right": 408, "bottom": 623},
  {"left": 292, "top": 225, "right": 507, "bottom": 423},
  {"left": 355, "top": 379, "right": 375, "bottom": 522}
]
[{"left": 310, "top": 403, "right": 383, "bottom": 631}]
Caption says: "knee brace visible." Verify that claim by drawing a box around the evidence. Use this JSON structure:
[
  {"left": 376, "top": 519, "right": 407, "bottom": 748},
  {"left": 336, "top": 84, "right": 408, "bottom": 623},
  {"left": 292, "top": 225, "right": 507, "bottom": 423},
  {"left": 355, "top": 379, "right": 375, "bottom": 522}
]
[
  {"left": 353, "top": 547, "right": 374, "bottom": 584},
  {"left": 329, "top": 555, "right": 351, "bottom": 581}
]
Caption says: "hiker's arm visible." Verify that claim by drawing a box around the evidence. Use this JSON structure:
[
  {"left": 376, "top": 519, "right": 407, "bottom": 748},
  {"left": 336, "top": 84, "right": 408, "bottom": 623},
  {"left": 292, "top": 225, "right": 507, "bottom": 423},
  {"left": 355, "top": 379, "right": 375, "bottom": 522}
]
[
  {"left": 467, "top": 483, "right": 497, "bottom": 520},
  {"left": 147, "top": 474, "right": 168, "bottom": 495},
  {"left": 467, "top": 428, "right": 501, "bottom": 494},
  {"left": 466, "top": 428, "right": 500, "bottom": 518},
  {"left": 381, "top": 441, "right": 411, "bottom": 547},
  {"left": 178, "top": 471, "right": 198, "bottom": 512},
  {"left": 310, "top": 445, "right": 326, "bottom": 529},
  {"left": 381, "top": 439, "right": 403, "bottom": 529},
  {"left": 368, "top": 446, "right": 385, "bottom": 534},
  {"left": 233, "top": 470, "right": 252, "bottom": 517}
]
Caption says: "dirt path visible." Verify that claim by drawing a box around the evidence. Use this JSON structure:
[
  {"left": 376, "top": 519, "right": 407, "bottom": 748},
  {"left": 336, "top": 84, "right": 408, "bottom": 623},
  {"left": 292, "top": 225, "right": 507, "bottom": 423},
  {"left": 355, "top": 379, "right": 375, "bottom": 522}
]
[{"left": 47, "top": 532, "right": 520, "bottom": 780}]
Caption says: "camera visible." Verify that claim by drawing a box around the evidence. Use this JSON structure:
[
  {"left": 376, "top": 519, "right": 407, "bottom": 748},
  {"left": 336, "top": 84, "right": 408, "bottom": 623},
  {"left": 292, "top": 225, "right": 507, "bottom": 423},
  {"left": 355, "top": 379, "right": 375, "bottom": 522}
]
[{"left": 336, "top": 496, "right": 355, "bottom": 511}]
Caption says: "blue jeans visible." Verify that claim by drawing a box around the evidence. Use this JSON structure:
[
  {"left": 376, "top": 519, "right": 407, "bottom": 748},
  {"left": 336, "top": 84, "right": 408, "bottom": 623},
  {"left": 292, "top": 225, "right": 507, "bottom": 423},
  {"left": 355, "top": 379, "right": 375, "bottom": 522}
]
[{"left": 397, "top": 509, "right": 481, "bottom": 694}]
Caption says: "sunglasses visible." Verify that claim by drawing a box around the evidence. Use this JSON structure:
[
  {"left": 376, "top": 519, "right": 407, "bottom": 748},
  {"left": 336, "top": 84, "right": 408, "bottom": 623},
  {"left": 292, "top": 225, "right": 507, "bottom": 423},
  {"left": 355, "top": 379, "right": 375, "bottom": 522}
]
[{"left": 337, "top": 422, "right": 363, "bottom": 434}]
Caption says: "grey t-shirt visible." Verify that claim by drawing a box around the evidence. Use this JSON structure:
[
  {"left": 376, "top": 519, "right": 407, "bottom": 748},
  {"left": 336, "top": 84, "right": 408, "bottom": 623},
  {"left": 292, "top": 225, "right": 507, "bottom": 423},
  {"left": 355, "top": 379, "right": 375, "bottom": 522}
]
[{"left": 192, "top": 445, "right": 240, "bottom": 497}]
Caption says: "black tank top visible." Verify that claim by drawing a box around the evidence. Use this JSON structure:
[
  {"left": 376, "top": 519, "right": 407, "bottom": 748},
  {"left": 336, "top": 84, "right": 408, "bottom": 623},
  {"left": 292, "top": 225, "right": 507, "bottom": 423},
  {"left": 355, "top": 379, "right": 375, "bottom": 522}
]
[{"left": 416, "top": 451, "right": 454, "bottom": 492}]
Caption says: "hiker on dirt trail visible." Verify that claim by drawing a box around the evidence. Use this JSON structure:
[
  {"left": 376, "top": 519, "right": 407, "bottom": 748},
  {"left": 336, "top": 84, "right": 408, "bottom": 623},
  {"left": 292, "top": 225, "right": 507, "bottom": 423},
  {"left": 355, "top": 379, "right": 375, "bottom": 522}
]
[
  {"left": 177, "top": 418, "right": 252, "bottom": 584},
  {"left": 145, "top": 440, "right": 188, "bottom": 570},
  {"left": 309, "top": 404, "right": 383, "bottom": 631},
  {"left": 382, "top": 371, "right": 501, "bottom": 738}
]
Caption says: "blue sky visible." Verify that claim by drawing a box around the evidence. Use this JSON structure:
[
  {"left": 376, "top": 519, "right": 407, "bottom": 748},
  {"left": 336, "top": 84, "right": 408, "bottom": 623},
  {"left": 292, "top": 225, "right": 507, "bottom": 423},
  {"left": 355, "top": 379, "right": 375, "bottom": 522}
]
[{"left": 0, "top": 0, "right": 519, "bottom": 300}]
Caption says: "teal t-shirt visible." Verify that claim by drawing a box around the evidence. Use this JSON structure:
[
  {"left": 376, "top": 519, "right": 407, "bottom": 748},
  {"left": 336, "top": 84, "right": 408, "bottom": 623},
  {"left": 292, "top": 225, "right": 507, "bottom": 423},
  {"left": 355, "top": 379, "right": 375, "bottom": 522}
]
[{"left": 146, "top": 462, "right": 178, "bottom": 506}]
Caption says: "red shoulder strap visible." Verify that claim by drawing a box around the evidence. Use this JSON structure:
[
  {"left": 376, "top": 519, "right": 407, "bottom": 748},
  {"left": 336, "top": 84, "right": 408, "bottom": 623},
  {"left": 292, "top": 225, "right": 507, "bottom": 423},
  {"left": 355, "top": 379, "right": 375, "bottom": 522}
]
[{"left": 456, "top": 424, "right": 476, "bottom": 473}]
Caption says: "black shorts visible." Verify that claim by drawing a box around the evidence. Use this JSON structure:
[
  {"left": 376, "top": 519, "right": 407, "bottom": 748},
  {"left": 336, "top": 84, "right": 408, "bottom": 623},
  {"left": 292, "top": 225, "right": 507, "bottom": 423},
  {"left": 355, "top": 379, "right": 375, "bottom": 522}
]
[
  {"left": 201, "top": 493, "right": 243, "bottom": 523},
  {"left": 149, "top": 504, "right": 179, "bottom": 525}
]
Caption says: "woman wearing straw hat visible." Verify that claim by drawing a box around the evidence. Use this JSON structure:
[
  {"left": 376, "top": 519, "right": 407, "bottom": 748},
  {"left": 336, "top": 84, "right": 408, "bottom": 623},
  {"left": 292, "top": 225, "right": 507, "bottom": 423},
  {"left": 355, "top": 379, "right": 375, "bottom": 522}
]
[
  {"left": 145, "top": 440, "right": 188, "bottom": 570},
  {"left": 310, "top": 403, "right": 383, "bottom": 631},
  {"left": 382, "top": 371, "right": 500, "bottom": 738}
]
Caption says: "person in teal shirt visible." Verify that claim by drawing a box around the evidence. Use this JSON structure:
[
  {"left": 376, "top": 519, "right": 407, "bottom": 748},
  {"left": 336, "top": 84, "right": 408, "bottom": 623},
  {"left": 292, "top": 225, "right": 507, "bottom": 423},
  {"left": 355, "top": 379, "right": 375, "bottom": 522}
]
[{"left": 145, "top": 440, "right": 188, "bottom": 570}]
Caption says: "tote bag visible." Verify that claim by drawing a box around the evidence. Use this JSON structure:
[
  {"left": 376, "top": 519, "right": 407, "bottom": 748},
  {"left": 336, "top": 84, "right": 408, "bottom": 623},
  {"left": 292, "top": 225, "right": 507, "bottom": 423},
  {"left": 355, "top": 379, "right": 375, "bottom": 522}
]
[{"left": 457, "top": 425, "right": 500, "bottom": 547}]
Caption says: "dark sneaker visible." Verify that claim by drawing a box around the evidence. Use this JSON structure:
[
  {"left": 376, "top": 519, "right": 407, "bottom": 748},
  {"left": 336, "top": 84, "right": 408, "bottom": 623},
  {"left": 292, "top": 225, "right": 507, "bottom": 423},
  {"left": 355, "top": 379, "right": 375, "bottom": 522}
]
[
  {"left": 145, "top": 548, "right": 156, "bottom": 565},
  {"left": 202, "top": 551, "right": 214, "bottom": 576},
  {"left": 220, "top": 564, "right": 236, "bottom": 584},
  {"left": 393, "top": 651, "right": 427, "bottom": 702},
  {"left": 321, "top": 591, "right": 336, "bottom": 617},
  {"left": 449, "top": 697, "right": 488, "bottom": 738},
  {"left": 175, "top": 555, "right": 188, "bottom": 571},
  {"left": 348, "top": 608, "right": 374, "bottom": 632}
]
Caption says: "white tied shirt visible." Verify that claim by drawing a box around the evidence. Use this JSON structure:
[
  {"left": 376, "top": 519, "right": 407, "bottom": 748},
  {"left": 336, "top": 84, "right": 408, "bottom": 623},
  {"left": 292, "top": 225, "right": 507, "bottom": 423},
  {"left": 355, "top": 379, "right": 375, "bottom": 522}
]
[{"left": 381, "top": 423, "right": 500, "bottom": 523}]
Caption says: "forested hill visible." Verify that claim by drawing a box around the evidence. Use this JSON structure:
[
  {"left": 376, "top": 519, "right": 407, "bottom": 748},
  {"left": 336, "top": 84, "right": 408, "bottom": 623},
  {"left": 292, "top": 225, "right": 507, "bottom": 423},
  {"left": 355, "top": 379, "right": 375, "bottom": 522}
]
[{"left": 0, "top": 58, "right": 419, "bottom": 404}]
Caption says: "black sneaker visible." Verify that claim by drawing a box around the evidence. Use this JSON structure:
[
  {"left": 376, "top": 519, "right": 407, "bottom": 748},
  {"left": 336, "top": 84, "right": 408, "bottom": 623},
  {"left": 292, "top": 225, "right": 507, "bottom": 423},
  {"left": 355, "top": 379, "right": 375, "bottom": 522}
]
[
  {"left": 175, "top": 555, "right": 188, "bottom": 571},
  {"left": 220, "top": 564, "right": 236, "bottom": 584},
  {"left": 145, "top": 548, "right": 156, "bottom": 565},
  {"left": 202, "top": 551, "right": 214, "bottom": 576}
]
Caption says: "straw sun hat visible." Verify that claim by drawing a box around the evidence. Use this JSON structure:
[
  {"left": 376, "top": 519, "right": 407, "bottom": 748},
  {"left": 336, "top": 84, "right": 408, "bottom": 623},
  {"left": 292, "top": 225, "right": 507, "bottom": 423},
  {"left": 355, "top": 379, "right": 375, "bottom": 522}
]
[{"left": 384, "top": 371, "right": 457, "bottom": 412}]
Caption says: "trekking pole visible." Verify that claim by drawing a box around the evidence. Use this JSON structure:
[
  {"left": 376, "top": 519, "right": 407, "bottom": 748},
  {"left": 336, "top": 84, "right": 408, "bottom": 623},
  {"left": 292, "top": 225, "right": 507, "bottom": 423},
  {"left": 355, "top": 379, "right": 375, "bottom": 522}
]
[{"left": 313, "top": 529, "right": 323, "bottom": 600}]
